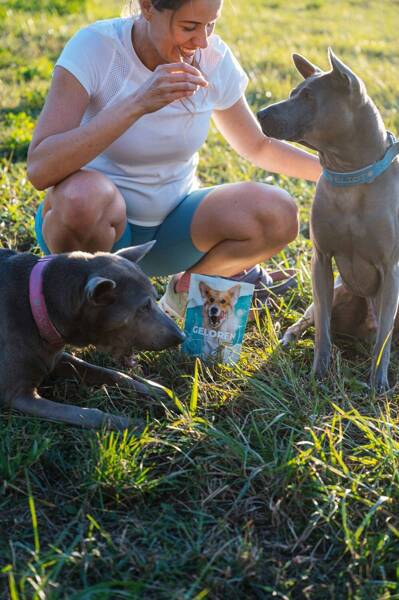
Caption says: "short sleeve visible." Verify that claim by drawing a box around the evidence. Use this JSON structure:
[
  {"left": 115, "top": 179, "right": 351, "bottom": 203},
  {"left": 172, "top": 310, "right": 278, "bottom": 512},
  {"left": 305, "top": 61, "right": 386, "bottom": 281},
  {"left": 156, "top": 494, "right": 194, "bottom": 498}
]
[
  {"left": 55, "top": 26, "right": 115, "bottom": 97},
  {"left": 211, "top": 42, "right": 249, "bottom": 110}
]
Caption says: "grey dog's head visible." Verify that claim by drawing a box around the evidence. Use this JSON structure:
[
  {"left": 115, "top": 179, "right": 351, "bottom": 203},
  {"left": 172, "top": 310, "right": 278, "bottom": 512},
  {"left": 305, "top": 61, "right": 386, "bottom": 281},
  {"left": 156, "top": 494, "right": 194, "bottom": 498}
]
[
  {"left": 257, "top": 48, "right": 367, "bottom": 152},
  {"left": 52, "top": 242, "right": 185, "bottom": 357}
]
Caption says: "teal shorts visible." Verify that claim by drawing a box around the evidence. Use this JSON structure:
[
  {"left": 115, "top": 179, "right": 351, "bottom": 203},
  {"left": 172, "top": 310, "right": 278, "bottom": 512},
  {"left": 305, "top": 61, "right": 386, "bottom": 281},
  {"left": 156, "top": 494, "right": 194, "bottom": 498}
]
[{"left": 35, "top": 187, "right": 216, "bottom": 277}]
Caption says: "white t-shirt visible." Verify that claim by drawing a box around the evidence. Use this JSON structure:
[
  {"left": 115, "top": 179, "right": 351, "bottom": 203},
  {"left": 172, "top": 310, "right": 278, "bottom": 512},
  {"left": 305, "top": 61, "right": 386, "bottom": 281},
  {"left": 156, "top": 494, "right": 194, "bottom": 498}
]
[{"left": 56, "top": 17, "right": 249, "bottom": 226}]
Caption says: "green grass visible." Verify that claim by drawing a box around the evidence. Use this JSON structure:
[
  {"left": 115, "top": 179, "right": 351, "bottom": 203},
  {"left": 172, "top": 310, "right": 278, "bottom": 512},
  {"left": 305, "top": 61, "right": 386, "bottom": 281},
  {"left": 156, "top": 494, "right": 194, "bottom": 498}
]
[{"left": 2, "top": 0, "right": 399, "bottom": 597}]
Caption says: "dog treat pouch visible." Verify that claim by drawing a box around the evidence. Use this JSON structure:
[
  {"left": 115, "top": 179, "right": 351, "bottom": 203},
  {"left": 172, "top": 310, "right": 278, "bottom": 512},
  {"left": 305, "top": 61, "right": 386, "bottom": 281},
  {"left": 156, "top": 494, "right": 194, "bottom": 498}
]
[{"left": 182, "top": 274, "right": 254, "bottom": 364}]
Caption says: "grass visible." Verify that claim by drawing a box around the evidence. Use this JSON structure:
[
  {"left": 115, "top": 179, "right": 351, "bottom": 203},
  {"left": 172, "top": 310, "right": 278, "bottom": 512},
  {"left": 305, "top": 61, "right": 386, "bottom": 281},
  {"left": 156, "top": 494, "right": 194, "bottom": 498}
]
[{"left": 1, "top": 0, "right": 399, "bottom": 597}]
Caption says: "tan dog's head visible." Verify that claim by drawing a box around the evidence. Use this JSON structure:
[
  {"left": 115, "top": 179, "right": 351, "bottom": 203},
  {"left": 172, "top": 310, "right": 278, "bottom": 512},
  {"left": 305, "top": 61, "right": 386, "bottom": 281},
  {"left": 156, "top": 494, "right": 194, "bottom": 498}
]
[{"left": 199, "top": 281, "right": 240, "bottom": 329}]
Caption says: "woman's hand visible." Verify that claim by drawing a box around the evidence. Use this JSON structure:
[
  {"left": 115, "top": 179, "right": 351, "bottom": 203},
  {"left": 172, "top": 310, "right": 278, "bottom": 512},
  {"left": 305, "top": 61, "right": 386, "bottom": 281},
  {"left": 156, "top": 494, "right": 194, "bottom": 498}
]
[
  {"left": 213, "top": 97, "right": 322, "bottom": 182},
  {"left": 133, "top": 62, "right": 208, "bottom": 114},
  {"left": 27, "top": 63, "right": 208, "bottom": 190}
]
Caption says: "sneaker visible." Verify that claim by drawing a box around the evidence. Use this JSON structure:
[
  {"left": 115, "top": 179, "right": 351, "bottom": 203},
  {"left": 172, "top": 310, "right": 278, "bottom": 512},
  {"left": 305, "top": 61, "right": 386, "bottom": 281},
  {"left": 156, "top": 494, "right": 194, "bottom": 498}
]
[
  {"left": 158, "top": 274, "right": 188, "bottom": 319},
  {"left": 158, "top": 266, "right": 297, "bottom": 320},
  {"left": 243, "top": 265, "right": 296, "bottom": 299}
]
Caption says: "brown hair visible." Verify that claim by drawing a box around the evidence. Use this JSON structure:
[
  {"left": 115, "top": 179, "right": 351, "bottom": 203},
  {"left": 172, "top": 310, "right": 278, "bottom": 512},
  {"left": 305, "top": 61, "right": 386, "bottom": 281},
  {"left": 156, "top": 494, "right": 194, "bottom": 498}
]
[
  {"left": 126, "top": 0, "right": 191, "bottom": 14},
  {"left": 151, "top": 0, "right": 190, "bottom": 9}
]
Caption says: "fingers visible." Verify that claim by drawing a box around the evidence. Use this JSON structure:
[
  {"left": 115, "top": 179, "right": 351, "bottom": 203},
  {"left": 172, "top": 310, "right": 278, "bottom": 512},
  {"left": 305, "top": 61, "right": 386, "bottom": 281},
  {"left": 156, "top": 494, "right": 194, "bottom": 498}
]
[
  {"left": 166, "top": 72, "right": 208, "bottom": 87},
  {"left": 161, "top": 81, "right": 202, "bottom": 95},
  {"left": 134, "top": 62, "right": 209, "bottom": 114},
  {"left": 156, "top": 62, "right": 208, "bottom": 87}
]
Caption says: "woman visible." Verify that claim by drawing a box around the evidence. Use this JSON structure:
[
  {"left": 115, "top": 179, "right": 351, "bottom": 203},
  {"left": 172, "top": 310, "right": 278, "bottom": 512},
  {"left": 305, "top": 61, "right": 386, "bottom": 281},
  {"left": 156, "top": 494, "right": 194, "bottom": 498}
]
[{"left": 27, "top": 0, "right": 321, "bottom": 318}]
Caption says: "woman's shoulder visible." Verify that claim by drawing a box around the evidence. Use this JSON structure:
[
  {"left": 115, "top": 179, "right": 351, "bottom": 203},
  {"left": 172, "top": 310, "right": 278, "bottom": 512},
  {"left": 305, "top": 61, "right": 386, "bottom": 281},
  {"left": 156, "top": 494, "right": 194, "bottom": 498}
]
[
  {"left": 68, "top": 16, "right": 131, "bottom": 52},
  {"left": 202, "top": 34, "right": 236, "bottom": 71},
  {"left": 79, "top": 17, "right": 131, "bottom": 41},
  {"left": 204, "top": 34, "right": 230, "bottom": 59},
  {"left": 201, "top": 34, "right": 242, "bottom": 80}
]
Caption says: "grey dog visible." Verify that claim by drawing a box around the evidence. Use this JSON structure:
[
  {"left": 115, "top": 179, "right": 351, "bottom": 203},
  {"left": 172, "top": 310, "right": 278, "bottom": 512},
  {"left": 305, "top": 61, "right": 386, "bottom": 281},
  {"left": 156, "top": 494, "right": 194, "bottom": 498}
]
[
  {"left": 257, "top": 49, "right": 399, "bottom": 391},
  {"left": 0, "top": 242, "right": 185, "bottom": 430}
]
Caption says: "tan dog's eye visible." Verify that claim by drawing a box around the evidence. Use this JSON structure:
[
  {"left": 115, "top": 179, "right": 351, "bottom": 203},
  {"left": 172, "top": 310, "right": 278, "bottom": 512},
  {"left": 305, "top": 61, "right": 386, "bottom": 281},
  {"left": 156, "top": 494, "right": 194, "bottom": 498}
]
[
  {"left": 221, "top": 299, "right": 226, "bottom": 304},
  {"left": 209, "top": 297, "right": 215, "bottom": 303}
]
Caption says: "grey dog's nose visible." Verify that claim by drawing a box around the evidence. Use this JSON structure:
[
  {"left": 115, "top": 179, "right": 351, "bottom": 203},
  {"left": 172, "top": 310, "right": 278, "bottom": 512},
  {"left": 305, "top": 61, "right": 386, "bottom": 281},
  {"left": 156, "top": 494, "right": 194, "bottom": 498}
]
[
  {"left": 176, "top": 329, "right": 186, "bottom": 343},
  {"left": 168, "top": 319, "right": 186, "bottom": 345}
]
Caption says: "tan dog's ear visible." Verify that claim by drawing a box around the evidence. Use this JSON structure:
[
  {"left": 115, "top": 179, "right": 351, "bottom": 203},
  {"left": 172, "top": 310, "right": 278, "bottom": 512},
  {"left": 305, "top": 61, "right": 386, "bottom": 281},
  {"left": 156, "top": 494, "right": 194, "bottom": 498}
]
[
  {"left": 292, "top": 53, "right": 321, "bottom": 79},
  {"left": 199, "top": 281, "right": 210, "bottom": 299}
]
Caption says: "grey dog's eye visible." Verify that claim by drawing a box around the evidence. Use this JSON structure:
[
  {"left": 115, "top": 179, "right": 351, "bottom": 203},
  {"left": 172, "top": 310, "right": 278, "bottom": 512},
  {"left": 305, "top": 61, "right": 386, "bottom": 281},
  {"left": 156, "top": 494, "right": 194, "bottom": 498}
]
[
  {"left": 140, "top": 298, "right": 152, "bottom": 312},
  {"left": 301, "top": 88, "right": 313, "bottom": 100}
]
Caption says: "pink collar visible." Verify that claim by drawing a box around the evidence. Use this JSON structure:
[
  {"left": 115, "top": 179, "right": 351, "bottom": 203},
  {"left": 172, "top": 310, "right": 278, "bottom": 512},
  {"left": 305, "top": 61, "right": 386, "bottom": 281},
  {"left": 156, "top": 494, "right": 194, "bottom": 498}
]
[{"left": 29, "top": 256, "right": 64, "bottom": 348}]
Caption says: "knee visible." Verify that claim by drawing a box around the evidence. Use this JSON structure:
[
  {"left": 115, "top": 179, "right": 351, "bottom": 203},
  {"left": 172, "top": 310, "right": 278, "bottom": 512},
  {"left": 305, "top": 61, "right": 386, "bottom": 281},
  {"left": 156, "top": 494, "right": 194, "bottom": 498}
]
[
  {"left": 51, "top": 172, "right": 126, "bottom": 232},
  {"left": 273, "top": 189, "right": 299, "bottom": 244},
  {"left": 254, "top": 185, "right": 299, "bottom": 247}
]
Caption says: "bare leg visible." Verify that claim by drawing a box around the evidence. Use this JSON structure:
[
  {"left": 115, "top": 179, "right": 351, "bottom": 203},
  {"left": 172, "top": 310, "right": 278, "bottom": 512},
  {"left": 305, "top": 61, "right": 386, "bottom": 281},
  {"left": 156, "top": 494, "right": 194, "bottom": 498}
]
[
  {"left": 11, "top": 391, "right": 138, "bottom": 431},
  {"left": 189, "top": 182, "right": 299, "bottom": 276},
  {"left": 41, "top": 170, "right": 127, "bottom": 253}
]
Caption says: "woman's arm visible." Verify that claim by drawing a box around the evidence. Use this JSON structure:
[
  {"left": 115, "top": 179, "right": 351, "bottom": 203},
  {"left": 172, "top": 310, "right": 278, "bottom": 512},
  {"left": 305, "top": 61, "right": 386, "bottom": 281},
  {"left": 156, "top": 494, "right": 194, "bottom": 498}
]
[
  {"left": 27, "top": 67, "right": 143, "bottom": 190},
  {"left": 28, "top": 63, "right": 208, "bottom": 190},
  {"left": 212, "top": 96, "right": 321, "bottom": 183}
]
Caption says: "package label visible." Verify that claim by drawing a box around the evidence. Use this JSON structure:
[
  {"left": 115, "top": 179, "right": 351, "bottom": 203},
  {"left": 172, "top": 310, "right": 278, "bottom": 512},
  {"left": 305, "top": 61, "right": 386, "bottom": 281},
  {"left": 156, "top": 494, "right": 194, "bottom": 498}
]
[{"left": 182, "top": 274, "right": 254, "bottom": 364}]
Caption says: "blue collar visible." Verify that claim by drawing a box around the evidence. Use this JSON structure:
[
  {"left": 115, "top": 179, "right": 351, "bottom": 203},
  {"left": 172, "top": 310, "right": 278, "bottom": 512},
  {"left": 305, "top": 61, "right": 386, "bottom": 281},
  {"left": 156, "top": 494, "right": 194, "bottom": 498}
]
[{"left": 323, "top": 132, "right": 399, "bottom": 187}]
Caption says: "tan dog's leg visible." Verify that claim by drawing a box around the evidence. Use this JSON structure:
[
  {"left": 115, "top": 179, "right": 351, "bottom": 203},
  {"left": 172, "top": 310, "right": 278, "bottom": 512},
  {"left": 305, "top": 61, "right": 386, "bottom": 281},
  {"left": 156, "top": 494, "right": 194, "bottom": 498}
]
[
  {"left": 370, "top": 267, "right": 399, "bottom": 391},
  {"left": 312, "top": 248, "right": 334, "bottom": 377},
  {"left": 281, "top": 303, "right": 315, "bottom": 345},
  {"left": 282, "top": 277, "right": 355, "bottom": 345}
]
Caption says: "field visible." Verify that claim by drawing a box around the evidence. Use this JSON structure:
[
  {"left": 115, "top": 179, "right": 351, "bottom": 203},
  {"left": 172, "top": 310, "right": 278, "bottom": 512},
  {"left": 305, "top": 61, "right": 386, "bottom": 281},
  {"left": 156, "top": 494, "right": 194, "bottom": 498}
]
[{"left": 1, "top": 0, "right": 399, "bottom": 597}]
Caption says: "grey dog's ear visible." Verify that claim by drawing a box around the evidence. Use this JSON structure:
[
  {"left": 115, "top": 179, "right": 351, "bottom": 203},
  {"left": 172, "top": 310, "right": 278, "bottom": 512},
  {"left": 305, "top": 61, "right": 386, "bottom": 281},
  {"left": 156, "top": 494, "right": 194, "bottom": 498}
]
[
  {"left": 328, "top": 48, "right": 359, "bottom": 87},
  {"left": 115, "top": 240, "right": 156, "bottom": 264},
  {"left": 85, "top": 277, "right": 117, "bottom": 306},
  {"left": 292, "top": 53, "right": 321, "bottom": 79}
]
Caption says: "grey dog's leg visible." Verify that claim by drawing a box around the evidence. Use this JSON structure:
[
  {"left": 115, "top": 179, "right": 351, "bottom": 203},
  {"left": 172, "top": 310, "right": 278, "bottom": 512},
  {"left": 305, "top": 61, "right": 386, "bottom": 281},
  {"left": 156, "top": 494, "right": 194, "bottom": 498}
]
[
  {"left": 11, "top": 391, "right": 137, "bottom": 431},
  {"left": 312, "top": 249, "right": 334, "bottom": 377},
  {"left": 54, "top": 353, "right": 157, "bottom": 397},
  {"left": 370, "top": 267, "right": 399, "bottom": 392}
]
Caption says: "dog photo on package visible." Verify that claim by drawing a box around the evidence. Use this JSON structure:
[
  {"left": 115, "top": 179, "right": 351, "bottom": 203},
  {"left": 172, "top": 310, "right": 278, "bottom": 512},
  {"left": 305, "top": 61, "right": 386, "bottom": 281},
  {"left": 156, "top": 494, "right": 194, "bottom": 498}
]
[{"left": 182, "top": 274, "right": 254, "bottom": 364}]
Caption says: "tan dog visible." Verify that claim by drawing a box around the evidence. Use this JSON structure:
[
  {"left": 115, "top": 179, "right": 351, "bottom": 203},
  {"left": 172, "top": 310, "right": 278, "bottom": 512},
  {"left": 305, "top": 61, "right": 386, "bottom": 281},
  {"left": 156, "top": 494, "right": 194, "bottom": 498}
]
[{"left": 282, "top": 275, "right": 399, "bottom": 344}]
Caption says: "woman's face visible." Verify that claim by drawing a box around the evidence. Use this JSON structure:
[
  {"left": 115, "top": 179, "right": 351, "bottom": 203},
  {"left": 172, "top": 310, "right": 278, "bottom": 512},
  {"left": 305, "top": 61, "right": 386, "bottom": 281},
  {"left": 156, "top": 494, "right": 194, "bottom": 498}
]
[{"left": 144, "top": 0, "right": 223, "bottom": 65}]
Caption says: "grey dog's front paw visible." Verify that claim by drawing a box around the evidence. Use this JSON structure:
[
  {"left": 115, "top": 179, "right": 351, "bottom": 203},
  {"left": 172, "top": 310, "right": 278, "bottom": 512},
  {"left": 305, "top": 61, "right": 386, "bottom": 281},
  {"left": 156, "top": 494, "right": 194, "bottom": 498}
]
[
  {"left": 103, "top": 414, "right": 146, "bottom": 434},
  {"left": 312, "top": 354, "right": 331, "bottom": 380},
  {"left": 102, "top": 413, "right": 131, "bottom": 431},
  {"left": 370, "top": 373, "right": 391, "bottom": 395}
]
